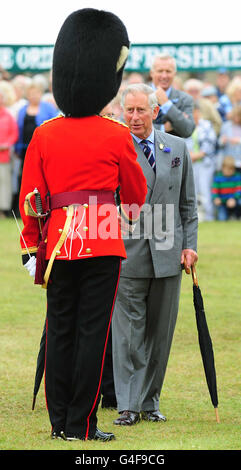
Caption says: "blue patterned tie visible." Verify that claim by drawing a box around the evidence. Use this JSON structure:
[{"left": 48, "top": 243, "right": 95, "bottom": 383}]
[{"left": 141, "top": 140, "right": 156, "bottom": 172}]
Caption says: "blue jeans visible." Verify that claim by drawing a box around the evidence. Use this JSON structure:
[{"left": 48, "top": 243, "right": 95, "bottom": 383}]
[
  {"left": 216, "top": 204, "right": 229, "bottom": 221},
  {"left": 216, "top": 199, "right": 241, "bottom": 220}
]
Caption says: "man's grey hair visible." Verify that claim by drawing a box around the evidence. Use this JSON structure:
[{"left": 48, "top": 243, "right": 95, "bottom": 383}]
[
  {"left": 121, "top": 83, "right": 158, "bottom": 110},
  {"left": 151, "top": 53, "right": 177, "bottom": 73},
  {"left": 183, "top": 78, "right": 203, "bottom": 92}
]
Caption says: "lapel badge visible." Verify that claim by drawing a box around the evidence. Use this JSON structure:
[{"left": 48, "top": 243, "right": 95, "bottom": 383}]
[{"left": 160, "top": 143, "right": 171, "bottom": 153}]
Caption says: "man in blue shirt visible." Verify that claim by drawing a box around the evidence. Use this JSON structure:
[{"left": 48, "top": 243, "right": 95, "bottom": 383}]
[{"left": 150, "top": 53, "right": 195, "bottom": 138}]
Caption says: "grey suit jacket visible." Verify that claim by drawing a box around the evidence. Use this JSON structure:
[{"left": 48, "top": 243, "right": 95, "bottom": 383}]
[
  {"left": 120, "top": 129, "right": 198, "bottom": 279},
  {"left": 154, "top": 87, "right": 195, "bottom": 138}
]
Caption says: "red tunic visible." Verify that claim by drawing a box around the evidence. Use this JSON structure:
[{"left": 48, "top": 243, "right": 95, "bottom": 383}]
[{"left": 19, "top": 115, "right": 147, "bottom": 275}]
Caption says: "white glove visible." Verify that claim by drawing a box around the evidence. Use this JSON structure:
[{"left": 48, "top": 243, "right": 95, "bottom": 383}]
[
  {"left": 117, "top": 207, "right": 136, "bottom": 235},
  {"left": 24, "top": 256, "right": 36, "bottom": 277}
]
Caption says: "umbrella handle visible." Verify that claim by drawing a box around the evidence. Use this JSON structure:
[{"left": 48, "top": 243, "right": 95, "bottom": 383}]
[
  {"left": 191, "top": 265, "right": 199, "bottom": 287},
  {"left": 183, "top": 259, "right": 198, "bottom": 286}
]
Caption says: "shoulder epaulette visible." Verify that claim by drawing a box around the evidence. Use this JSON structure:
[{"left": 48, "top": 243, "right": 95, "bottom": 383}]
[
  {"left": 41, "top": 113, "right": 64, "bottom": 126},
  {"left": 101, "top": 115, "right": 128, "bottom": 128}
]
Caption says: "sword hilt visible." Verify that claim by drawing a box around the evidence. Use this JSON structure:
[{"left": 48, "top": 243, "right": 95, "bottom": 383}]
[
  {"left": 24, "top": 189, "right": 49, "bottom": 218},
  {"left": 34, "top": 188, "right": 43, "bottom": 216}
]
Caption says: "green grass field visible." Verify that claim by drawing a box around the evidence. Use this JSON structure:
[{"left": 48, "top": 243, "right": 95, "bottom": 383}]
[{"left": 0, "top": 218, "right": 240, "bottom": 451}]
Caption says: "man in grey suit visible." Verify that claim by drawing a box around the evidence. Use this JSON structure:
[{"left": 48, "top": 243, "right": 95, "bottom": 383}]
[
  {"left": 112, "top": 84, "right": 198, "bottom": 426},
  {"left": 150, "top": 53, "right": 195, "bottom": 138}
]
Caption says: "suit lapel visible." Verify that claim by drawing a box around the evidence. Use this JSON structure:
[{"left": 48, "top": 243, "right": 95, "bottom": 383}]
[
  {"left": 132, "top": 132, "right": 173, "bottom": 204},
  {"left": 151, "top": 130, "right": 172, "bottom": 204}
]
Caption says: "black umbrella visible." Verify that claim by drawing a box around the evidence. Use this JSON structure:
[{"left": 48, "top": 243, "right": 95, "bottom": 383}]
[
  {"left": 188, "top": 264, "right": 220, "bottom": 423},
  {"left": 32, "top": 321, "right": 46, "bottom": 410}
]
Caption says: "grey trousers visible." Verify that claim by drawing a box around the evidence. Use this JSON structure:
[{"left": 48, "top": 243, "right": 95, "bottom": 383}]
[{"left": 112, "top": 273, "right": 182, "bottom": 412}]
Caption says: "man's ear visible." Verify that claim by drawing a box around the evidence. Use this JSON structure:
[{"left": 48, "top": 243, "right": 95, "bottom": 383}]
[{"left": 152, "top": 105, "right": 160, "bottom": 120}]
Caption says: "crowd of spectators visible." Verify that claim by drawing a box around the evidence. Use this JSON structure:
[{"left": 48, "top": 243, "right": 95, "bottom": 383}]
[
  {"left": 0, "top": 71, "right": 58, "bottom": 217},
  {"left": 0, "top": 64, "right": 241, "bottom": 222}
]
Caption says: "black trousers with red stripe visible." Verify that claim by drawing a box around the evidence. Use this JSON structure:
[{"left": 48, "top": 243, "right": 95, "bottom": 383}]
[{"left": 45, "top": 256, "right": 121, "bottom": 439}]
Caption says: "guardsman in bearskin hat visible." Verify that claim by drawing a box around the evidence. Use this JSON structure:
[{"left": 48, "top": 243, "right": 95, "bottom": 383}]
[{"left": 19, "top": 8, "right": 147, "bottom": 441}]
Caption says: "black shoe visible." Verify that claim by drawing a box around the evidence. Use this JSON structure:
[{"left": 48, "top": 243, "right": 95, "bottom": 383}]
[
  {"left": 51, "top": 430, "right": 67, "bottom": 440},
  {"left": 113, "top": 410, "right": 140, "bottom": 426},
  {"left": 94, "top": 428, "right": 116, "bottom": 441},
  {"left": 141, "top": 410, "right": 167, "bottom": 422},
  {"left": 66, "top": 428, "right": 115, "bottom": 441}
]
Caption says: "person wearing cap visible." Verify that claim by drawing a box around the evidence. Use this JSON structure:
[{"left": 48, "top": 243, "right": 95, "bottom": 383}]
[
  {"left": 19, "top": 8, "right": 147, "bottom": 442},
  {"left": 215, "top": 68, "right": 230, "bottom": 98},
  {"left": 215, "top": 69, "right": 232, "bottom": 121},
  {"left": 201, "top": 85, "right": 219, "bottom": 105}
]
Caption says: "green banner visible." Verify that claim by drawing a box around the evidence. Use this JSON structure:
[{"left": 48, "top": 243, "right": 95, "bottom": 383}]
[
  {"left": 0, "top": 45, "right": 54, "bottom": 73},
  {"left": 1, "top": 43, "right": 241, "bottom": 73},
  {"left": 125, "top": 42, "right": 241, "bottom": 72}
]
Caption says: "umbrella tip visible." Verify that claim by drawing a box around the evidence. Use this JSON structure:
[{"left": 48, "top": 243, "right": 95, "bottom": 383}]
[
  {"left": 215, "top": 407, "right": 220, "bottom": 423},
  {"left": 32, "top": 395, "right": 36, "bottom": 411}
]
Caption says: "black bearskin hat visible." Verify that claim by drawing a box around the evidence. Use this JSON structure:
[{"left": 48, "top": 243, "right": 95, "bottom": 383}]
[{"left": 52, "top": 8, "right": 130, "bottom": 117}]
